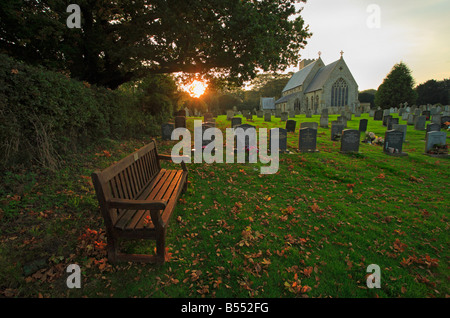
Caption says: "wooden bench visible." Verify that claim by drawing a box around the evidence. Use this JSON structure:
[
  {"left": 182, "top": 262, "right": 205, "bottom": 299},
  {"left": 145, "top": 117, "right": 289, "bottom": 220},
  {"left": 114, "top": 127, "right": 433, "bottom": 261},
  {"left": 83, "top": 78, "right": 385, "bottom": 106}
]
[{"left": 91, "top": 140, "right": 188, "bottom": 264}]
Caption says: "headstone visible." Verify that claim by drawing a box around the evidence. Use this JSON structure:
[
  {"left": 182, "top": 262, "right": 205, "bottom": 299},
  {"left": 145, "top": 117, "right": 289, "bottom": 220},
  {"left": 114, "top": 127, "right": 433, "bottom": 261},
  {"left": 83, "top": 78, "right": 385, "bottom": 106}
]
[
  {"left": 384, "top": 130, "right": 407, "bottom": 156},
  {"left": 340, "top": 129, "right": 360, "bottom": 153},
  {"left": 244, "top": 110, "right": 252, "bottom": 120},
  {"left": 369, "top": 109, "right": 375, "bottom": 117},
  {"left": 275, "top": 109, "right": 282, "bottom": 118},
  {"left": 414, "top": 109, "right": 421, "bottom": 116},
  {"left": 337, "top": 116, "right": 347, "bottom": 128},
  {"left": 161, "top": 123, "right": 174, "bottom": 141},
  {"left": 289, "top": 110, "right": 296, "bottom": 118},
  {"left": 280, "top": 112, "right": 289, "bottom": 122},
  {"left": 305, "top": 110, "right": 312, "bottom": 118},
  {"left": 298, "top": 128, "right": 318, "bottom": 153},
  {"left": 401, "top": 112, "right": 409, "bottom": 121},
  {"left": 425, "top": 131, "right": 447, "bottom": 153},
  {"left": 431, "top": 115, "right": 441, "bottom": 125},
  {"left": 414, "top": 115, "right": 426, "bottom": 131},
  {"left": 374, "top": 110, "right": 383, "bottom": 121},
  {"left": 286, "top": 120, "right": 296, "bottom": 133},
  {"left": 204, "top": 113, "right": 213, "bottom": 122},
  {"left": 422, "top": 110, "right": 431, "bottom": 120},
  {"left": 231, "top": 117, "right": 242, "bottom": 128},
  {"left": 407, "top": 114, "right": 415, "bottom": 125},
  {"left": 295, "top": 109, "right": 301, "bottom": 116},
  {"left": 359, "top": 119, "right": 368, "bottom": 132},
  {"left": 383, "top": 115, "right": 392, "bottom": 127},
  {"left": 355, "top": 111, "right": 361, "bottom": 118},
  {"left": 399, "top": 108, "right": 405, "bottom": 116},
  {"left": 270, "top": 128, "right": 288, "bottom": 153},
  {"left": 383, "top": 109, "right": 390, "bottom": 117},
  {"left": 387, "top": 117, "right": 399, "bottom": 130},
  {"left": 301, "top": 122, "right": 318, "bottom": 130},
  {"left": 175, "top": 116, "right": 186, "bottom": 128},
  {"left": 176, "top": 109, "right": 186, "bottom": 117},
  {"left": 426, "top": 123, "right": 441, "bottom": 136},
  {"left": 392, "top": 124, "right": 407, "bottom": 142},
  {"left": 226, "top": 110, "right": 234, "bottom": 121},
  {"left": 320, "top": 116, "right": 329, "bottom": 128},
  {"left": 441, "top": 115, "right": 450, "bottom": 128},
  {"left": 235, "top": 124, "right": 257, "bottom": 152},
  {"left": 331, "top": 121, "right": 344, "bottom": 141},
  {"left": 264, "top": 111, "right": 271, "bottom": 122},
  {"left": 256, "top": 110, "right": 264, "bottom": 118},
  {"left": 321, "top": 108, "right": 329, "bottom": 116}
]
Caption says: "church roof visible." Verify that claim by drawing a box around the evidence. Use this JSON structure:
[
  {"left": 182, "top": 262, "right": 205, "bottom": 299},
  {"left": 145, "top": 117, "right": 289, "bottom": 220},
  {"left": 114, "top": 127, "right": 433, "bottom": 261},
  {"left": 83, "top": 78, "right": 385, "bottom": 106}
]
[
  {"left": 275, "top": 93, "right": 295, "bottom": 104},
  {"left": 282, "top": 60, "right": 317, "bottom": 93},
  {"left": 260, "top": 97, "right": 275, "bottom": 110},
  {"left": 304, "top": 59, "right": 340, "bottom": 93}
]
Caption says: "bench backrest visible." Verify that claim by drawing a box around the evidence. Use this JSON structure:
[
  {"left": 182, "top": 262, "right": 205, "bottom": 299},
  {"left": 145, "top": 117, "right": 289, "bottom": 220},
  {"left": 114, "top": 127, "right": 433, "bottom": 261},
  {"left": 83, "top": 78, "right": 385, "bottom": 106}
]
[{"left": 91, "top": 141, "right": 161, "bottom": 227}]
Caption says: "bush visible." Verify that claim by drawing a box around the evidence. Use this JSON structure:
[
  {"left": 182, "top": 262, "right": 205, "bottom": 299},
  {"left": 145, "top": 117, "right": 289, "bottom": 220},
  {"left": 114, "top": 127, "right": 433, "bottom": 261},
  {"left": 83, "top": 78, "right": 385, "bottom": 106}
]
[{"left": 0, "top": 54, "right": 160, "bottom": 169}]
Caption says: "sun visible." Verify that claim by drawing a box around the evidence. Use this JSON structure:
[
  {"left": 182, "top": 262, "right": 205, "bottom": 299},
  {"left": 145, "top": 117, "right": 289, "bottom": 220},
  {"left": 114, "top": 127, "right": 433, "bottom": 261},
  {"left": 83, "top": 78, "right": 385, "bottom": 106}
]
[{"left": 184, "top": 80, "right": 208, "bottom": 98}]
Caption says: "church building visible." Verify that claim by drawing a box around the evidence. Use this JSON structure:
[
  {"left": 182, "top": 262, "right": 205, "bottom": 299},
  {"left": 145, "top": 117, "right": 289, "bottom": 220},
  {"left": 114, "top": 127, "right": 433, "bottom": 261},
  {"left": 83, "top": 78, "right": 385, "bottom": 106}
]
[{"left": 274, "top": 52, "right": 359, "bottom": 114}]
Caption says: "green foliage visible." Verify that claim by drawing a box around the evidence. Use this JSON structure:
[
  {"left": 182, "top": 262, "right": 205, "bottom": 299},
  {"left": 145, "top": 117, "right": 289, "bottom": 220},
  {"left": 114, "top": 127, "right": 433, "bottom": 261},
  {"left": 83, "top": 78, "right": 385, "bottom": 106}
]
[
  {"left": 0, "top": 0, "right": 311, "bottom": 89},
  {"left": 415, "top": 79, "right": 450, "bottom": 105},
  {"left": 0, "top": 54, "right": 160, "bottom": 169},
  {"left": 359, "top": 89, "right": 377, "bottom": 108},
  {"left": 375, "top": 62, "right": 417, "bottom": 109}
]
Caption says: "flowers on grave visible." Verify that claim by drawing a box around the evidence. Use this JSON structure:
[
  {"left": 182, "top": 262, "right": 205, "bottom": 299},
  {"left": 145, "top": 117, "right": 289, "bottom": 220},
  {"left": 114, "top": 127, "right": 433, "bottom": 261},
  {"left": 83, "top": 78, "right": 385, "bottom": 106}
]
[
  {"left": 364, "top": 132, "right": 384, "bottom": 145},
  {"left": 427, "top": 143, "right": 448, "bottom": 155},
  {"left": 444, "top": 121, "right": 450, "bottom": 131}
]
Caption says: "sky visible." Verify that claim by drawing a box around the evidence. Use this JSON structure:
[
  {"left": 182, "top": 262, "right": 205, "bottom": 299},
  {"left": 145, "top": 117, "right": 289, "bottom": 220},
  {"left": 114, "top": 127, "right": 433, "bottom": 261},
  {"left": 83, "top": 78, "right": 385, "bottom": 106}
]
[{"left": 285, "top": 0, "right": 450, "bottom": 91}]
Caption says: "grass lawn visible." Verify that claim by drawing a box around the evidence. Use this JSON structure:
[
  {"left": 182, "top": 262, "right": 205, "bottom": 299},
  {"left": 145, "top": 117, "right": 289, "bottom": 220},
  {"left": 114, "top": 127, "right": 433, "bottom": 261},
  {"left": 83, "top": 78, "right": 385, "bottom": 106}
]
[{"left": 1, "top": 113, "right": 449, "bottom": 298}]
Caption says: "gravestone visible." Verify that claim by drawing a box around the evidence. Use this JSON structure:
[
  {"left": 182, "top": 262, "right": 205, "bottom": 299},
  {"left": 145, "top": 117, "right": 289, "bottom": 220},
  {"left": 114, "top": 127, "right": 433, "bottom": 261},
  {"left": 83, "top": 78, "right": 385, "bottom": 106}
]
[
  {"left": 369, "top": 109, "right": 375, "bottom": 117},
  {"left": 244, "top": 110, "right": 252, "bottom": 120},
  {"left": 414, "top": 109, "right": 421, "bottom": 116},
  {"left": 257, "top": 110, "right": 264, "bottom": 118},
  {"left": 280, "top": 112, "right": 289, "bottom": 122},
  {"left": 286, "top": 120, "right": 296, "bottom": 133},
  {"left": 392, "top": 124, "right": 407, "bottom": 142},
  {"left": 425, "top": 123, "right": 441, "bottom": 141},
  {"left": 384, "top": 130, "right": 407, "bottom": 156},
  {"left": 321, "top": 108, "right": 329, "bottom": 116},
  {"left": 401, "top": 112, "right": 409, "bottom": 121},
  {"left": 295, "top": 109, "right": 301, "bottom": 116},
  {"left": 275, "top": 109, "right": 282, "bottom": 118},
  {"left": 331, "top": 121, "right": 344, "bottom": 141},
  {"left": 359, "top": 119, "right": 368, "bottom": 132},
  {"left": 399, "top": 108, "right": 405, "bottom": 116},
  {"left": 161, "top": 123, "right": 174, "bottom": 141},
  {"left": 414, "top": 115, "right": 426, "bottom": 130},
  {"left": 320, "top": 116, "right": 329, "bottom": 128},
  {"left": 264, "top": 111, "right": 271, "bottom": 122},
  {"left": 340, "top": 129, "right": 360, "bottom": 153},
  {"left": 407, "top": 114, "right": 415, "bottom": 125},
  {"left": 383, "top": 109, "right": 390, "bottom": 117},
  {"left": 305, "top": 110, "right": 312, "bottom": 118},
  {"left": 176, "top": 109, "right": 186, "bottom": 117},
  {"left": 201, "top": 123, "right": 215, "bottom": 148},
  {"left": 441, "top": 115, "right": 450, "bottom": 128},
  {"left": 387, "top": 117, "right": 399, "bottom": 130},
  {"left": 289, "top": 110, "right": 296, "bottom": 118},
  {"left": 204, "top": 113, "right": 214, "bottom": 123},
  {"left": 231, "top": 117, "right": 242, "bottom": 128},
  {"left": 175, "top": 116, "right": 186, "bottom": 128},
  {"left": 301, "top": 122, "right": 318, "bottom": 130},
  {"left": 337, "top": 116, "right": 347, "bottom": 128},
  {"left": 298, "top": 128, "right": 318, "bottom": 153},
  {"left": 431, "top": 115, "right": 441, "bottom": 125},
  {"left": 422, "top": 110, "right": 431, "bottom": 120},
  {"left": 383, "top": 115, "right": 392, "bottom": 127},
  {"left": 235, "top": 124, "right": 257, "bottom": 152},
  {"left": 226, "top": 110, "right": 234, "bottom": 121},
  {"left": 355, "top": 111, "right": 361, "bottom": 118},
  {"left": 425, "top": 131, "right": 447, "bottom": 154},
  {"left": 374, "top": 110, "right": 383, "bottom": 121},
  {"left": 270, "top": 128, "right": 288, "bottom": 153}
]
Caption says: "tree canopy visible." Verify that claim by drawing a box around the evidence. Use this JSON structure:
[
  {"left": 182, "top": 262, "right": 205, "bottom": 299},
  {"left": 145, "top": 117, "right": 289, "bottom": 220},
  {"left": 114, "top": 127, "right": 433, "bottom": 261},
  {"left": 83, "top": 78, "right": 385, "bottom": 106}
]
[
  {"left": 0, "top": 0, "right": 311, "bottom": 89},
  {"left": 415, "top": 79, "right": 450, "bottom": 105},
  {"left": 374, "top": 62, "right": 417, "bottom": 109}
]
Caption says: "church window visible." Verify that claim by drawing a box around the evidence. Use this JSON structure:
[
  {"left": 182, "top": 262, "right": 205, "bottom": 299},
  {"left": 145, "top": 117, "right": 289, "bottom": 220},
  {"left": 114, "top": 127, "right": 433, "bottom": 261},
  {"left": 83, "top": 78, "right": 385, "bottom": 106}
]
[{"left": 331, "top": 78, "right": 348, "bottom": 107}]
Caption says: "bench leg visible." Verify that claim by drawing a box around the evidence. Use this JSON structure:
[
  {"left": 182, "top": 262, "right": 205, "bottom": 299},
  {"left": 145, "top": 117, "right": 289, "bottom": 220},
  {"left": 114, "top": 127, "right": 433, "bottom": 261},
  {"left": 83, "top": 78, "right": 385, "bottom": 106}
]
[
  {"left": 107, "top": 236, "right": 118, "bottom": 263},
  {"left": 182, "top": 179, "right": 188, "bottom": 193},
  {"left": 155, "top": 228, "right": 166, "bottom": 263}
]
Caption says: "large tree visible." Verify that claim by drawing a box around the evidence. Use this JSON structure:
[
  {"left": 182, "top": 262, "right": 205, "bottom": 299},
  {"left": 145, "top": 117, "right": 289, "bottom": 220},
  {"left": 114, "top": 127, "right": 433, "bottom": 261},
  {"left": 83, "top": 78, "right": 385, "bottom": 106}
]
[
  {"left": 0, "top": 0, "right": 312, "bottom": 89},
  {"left": 375, "top": 62, "right": 417, "bottom": 109},
  {"left": 415, "top": 79, "right": 450, "bottom": 105}
]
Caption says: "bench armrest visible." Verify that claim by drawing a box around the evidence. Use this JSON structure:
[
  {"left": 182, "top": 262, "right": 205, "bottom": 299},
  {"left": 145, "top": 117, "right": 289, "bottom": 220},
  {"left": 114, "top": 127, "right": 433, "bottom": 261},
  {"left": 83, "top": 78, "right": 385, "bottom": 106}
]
[
  {"left": 107, "top": 198, "right": 167, "bottom": 210},
  {"left": 158, "top": 154, "right": 189, "bottom": 171}
]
